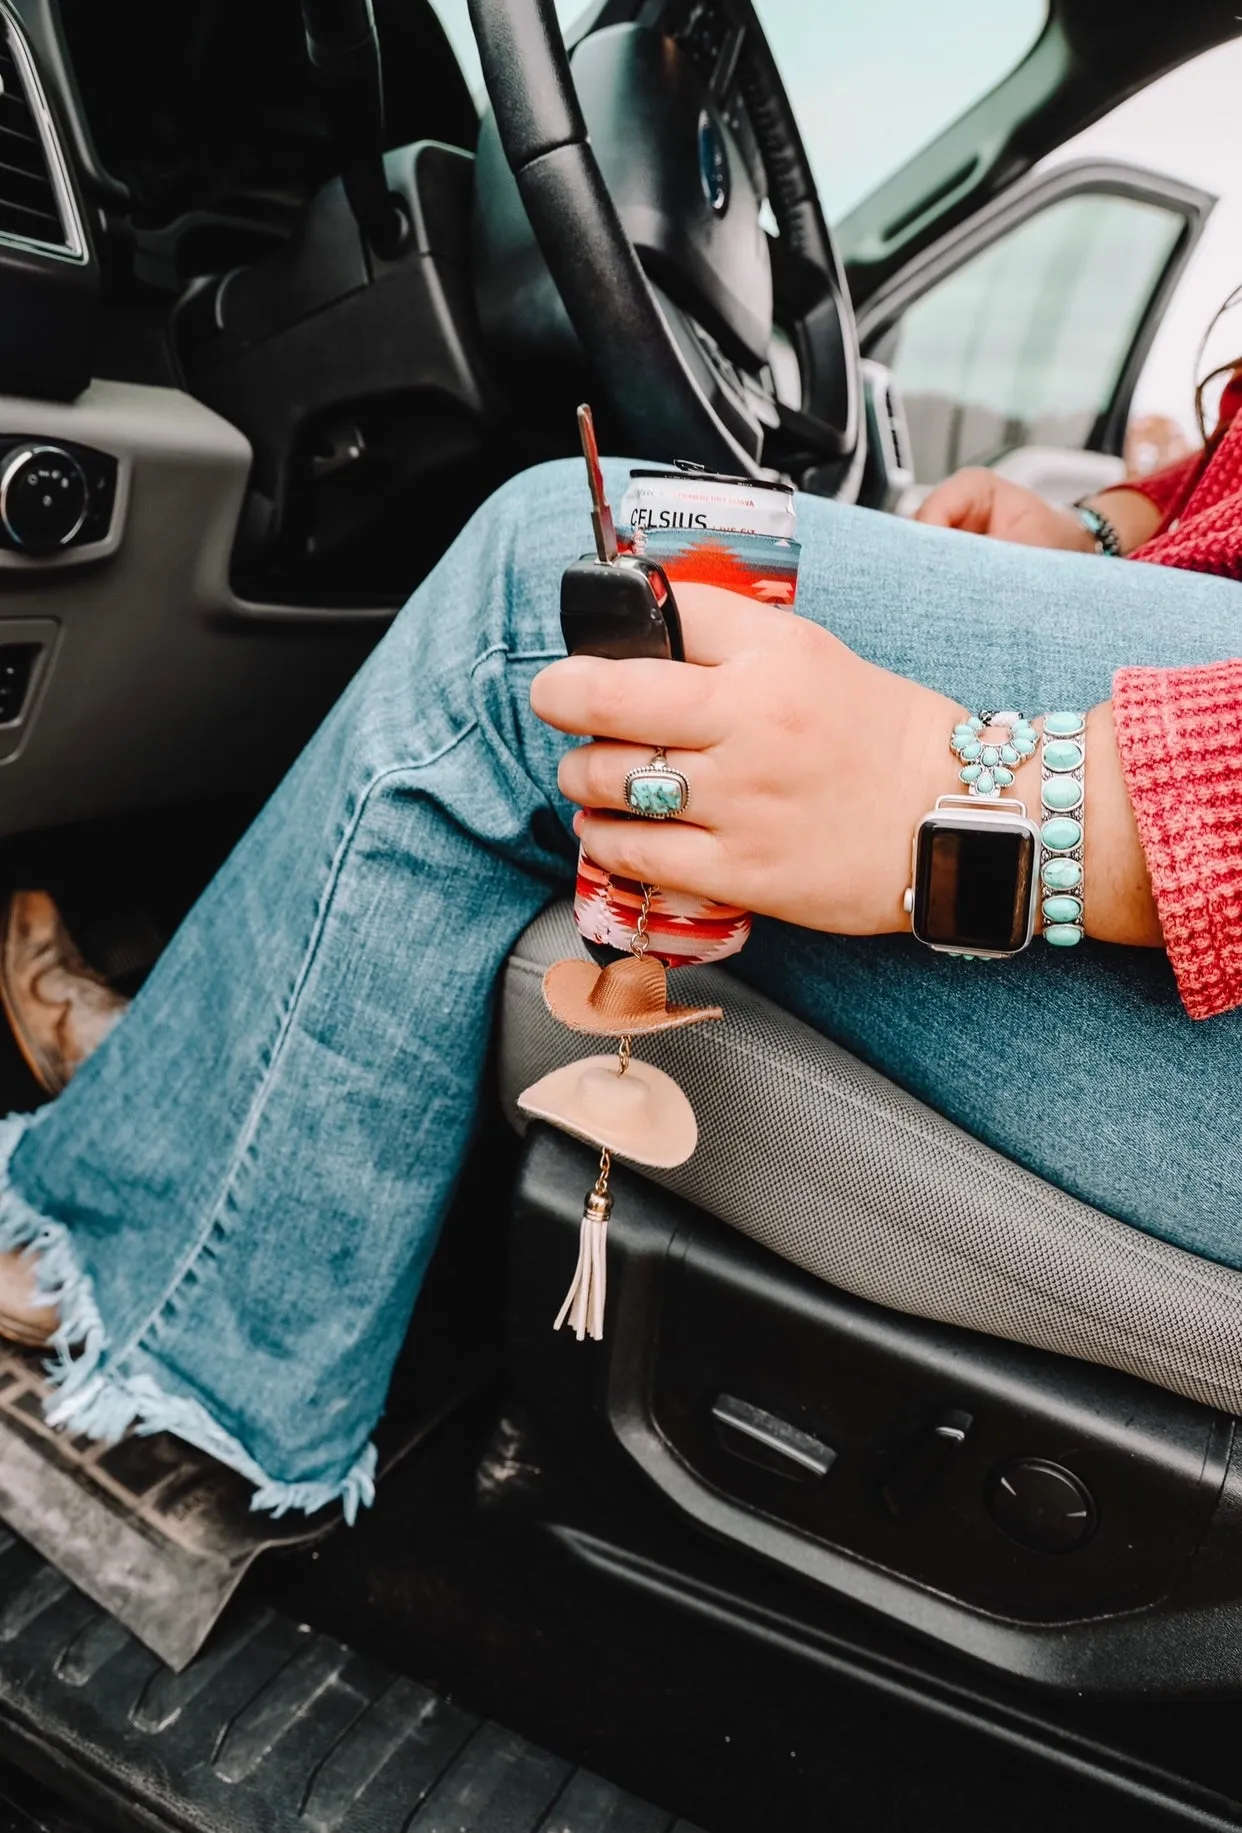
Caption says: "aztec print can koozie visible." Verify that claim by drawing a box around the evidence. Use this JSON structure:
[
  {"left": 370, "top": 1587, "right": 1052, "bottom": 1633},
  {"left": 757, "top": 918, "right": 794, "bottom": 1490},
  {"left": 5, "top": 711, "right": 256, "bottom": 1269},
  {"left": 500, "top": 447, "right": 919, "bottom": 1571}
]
[{"left": 573, "top": 469, "right": 801, "bottom": 967}]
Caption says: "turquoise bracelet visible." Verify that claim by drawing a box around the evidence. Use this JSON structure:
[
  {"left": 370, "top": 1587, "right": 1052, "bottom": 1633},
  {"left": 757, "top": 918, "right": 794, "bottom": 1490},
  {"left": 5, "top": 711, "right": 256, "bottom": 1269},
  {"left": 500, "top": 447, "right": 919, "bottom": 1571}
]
[{"left": 1039, "top": 712, "right": 1086, "bottom": 948}]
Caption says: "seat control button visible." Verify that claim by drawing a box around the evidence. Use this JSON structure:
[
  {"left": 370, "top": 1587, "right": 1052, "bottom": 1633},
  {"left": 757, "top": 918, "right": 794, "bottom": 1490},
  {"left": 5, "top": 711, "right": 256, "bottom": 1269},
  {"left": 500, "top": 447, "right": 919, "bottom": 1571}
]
[
  {"left": 711, "top": 1395, "right": 835, "bottom": 1483},
  {"left": 986, "top": 1458, "right": 1096, "bottom": 1553},
  {"left": 881, "top": 1408, "right": 972, "bottom": 1516}
]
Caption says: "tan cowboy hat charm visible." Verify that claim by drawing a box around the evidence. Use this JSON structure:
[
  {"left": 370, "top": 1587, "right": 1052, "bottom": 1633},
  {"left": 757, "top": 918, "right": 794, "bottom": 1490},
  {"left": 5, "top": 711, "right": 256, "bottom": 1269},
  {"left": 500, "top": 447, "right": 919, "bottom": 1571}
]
[{"left": 517, "top": 949, "right": 722, "bottom": 1343}]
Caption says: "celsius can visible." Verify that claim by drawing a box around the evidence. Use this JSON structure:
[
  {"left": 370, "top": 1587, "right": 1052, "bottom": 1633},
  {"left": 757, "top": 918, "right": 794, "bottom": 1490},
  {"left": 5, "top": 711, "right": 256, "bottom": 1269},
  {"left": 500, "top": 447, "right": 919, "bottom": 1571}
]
[{"left": 573, "top": 464, "right": 801, "bottom": 967}]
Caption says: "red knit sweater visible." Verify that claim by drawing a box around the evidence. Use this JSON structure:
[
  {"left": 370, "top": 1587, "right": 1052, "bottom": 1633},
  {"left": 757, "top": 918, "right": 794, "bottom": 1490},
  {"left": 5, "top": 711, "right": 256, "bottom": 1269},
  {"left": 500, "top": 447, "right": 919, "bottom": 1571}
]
[{"left": 1098, "top": 376, "right": 1242, "bottom": 1019}]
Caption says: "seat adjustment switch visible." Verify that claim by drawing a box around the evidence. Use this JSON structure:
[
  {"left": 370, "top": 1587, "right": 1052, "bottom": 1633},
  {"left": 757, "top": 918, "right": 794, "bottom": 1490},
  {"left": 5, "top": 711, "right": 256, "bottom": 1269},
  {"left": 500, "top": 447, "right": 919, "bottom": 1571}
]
[{"left": 711, "top": 1394, "right": 836, "bottom": 1483}]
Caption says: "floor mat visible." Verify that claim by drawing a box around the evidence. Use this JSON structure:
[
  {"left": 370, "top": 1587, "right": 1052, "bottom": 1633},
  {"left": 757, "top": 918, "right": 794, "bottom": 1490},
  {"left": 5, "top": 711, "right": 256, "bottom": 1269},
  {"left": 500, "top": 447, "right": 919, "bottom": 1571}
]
[
  {"left": 0, "top": 1532, "right": 702, "bottom": 1833},
  {"left": 0, "top": 1342, "right": 488, "bottom": 1671}
]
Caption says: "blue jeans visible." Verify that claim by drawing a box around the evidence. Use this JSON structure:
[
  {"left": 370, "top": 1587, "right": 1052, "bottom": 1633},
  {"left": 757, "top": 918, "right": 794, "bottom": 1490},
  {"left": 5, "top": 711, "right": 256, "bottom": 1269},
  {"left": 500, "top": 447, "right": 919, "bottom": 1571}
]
[{"left": 1, "top": 460, "right": 1240, "bottom": 1516}]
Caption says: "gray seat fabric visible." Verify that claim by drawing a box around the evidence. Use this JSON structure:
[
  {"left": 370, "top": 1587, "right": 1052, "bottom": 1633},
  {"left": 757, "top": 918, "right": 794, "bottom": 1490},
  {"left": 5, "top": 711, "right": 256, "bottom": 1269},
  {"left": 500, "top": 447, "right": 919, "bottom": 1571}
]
[{"left": 500, "top": 902, "right": 1242, "bottom": 1417}]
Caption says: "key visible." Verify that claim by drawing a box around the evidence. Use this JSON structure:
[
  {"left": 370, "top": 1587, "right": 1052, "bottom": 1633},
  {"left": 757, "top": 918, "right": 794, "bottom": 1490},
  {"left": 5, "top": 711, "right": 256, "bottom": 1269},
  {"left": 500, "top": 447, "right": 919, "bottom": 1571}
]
[{"left": 560, "top": 405, "right": 684, "bottom": 662}]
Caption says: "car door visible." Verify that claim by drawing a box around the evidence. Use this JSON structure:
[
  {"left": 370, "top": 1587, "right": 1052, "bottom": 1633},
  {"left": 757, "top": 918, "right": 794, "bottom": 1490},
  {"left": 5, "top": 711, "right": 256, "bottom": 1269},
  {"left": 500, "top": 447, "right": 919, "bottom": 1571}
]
[{"left": 854, "top": 158, "right": 1215, "bottom": 507}]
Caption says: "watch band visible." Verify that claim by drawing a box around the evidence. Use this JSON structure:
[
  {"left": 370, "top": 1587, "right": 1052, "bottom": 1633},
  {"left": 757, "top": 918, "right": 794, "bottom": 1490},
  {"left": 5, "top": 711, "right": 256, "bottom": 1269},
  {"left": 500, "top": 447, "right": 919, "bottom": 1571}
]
[{"left": 950, "top": 711, "right": 1037, "bottom": 799}]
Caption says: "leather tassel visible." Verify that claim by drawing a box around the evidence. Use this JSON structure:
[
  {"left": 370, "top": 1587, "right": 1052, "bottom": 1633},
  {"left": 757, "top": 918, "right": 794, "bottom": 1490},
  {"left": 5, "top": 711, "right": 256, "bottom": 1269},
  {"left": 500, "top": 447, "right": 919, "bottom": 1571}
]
[{"left": 554, "top": 1183, "right": 612, "bottom": 1342}]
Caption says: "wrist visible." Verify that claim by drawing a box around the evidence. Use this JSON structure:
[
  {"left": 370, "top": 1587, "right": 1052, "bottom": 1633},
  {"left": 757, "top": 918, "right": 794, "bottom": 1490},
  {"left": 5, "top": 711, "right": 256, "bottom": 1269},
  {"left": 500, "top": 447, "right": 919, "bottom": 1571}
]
[
  {"left": 1082, "top": 699, "right": 1162, "bottom": 946},
  {"left": 874, "top": 689, "right": 967, "bottom": 935}
]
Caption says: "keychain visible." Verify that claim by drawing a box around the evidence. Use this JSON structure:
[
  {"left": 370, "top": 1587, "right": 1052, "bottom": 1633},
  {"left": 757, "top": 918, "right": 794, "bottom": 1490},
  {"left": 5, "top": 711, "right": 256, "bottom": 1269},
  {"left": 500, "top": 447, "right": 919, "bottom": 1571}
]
[{"left": 518, "top": 888, "right": 722, "bottom": 1341}]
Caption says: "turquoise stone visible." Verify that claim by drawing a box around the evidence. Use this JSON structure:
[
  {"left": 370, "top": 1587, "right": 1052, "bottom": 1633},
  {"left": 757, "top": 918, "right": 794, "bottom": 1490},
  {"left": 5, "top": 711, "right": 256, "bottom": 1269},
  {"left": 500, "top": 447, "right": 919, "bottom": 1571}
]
[
  {"left": 1042, "top": 857, "right": 1082, "bottom": 891},
  {"left": 1044, "top": 923, "right": 1084, "bottom": 948},
  {"left": 1042, "top": 776, "right": 1083, "bottom": 812},
  {"left": 1013, "top": 735, "right": 1036, "bottom": 756},
  {"left": 999, "top": 744, "right": 1019, "bottom": 765},
  {"left": 1013, "top": 721, "right": 1037, "bottom": 741},
  {"left": 1044, "top": 739, "right": 1084, "bottom": 772},
  {"left": 968, "top": 716, "right": 984, "bottom": 732},
  {"left": 957, "top": 740, "right": 982, "bottom": 761},
  {"left": 959, "top": 763, "right": 982, "bottom": 784},
  {"left": 975, "top": 770, "right": 996, "bottom": 795},
  {"left": 628, "top": 773, "right": 685, "bottom": 816},
  {"left": 993, "top": 766, "right": 1014, "bottom": 787},
  {"left": 981, "top": 745, "right": 999, "bottom": 767},
  {"left": 952, "top": 723, "right": 976, "bottom": 741},
  {"left": 1041, "top": 817, "right": 1082, "bottom": 852},
  {"left": 1045, "top": 711, "right": 1085, "bottom": 738},
  {"left": 1042, "top": 895, "right": 1083, "bottom": 925}
]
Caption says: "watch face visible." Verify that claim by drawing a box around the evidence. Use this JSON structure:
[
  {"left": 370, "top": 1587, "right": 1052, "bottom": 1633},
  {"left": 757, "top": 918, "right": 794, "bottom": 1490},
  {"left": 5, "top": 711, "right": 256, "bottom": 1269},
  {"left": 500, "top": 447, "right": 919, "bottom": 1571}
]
[{"left": 913, "top": 818, "right": 1036, "bottom": 953}]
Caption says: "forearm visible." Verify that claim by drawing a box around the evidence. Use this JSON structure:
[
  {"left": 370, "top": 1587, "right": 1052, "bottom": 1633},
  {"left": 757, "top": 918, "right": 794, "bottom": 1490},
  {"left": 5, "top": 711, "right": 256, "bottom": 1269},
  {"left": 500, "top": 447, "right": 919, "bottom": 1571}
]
[{"left": 1082, "top": 486, "right": 1164, "bottom": 556}]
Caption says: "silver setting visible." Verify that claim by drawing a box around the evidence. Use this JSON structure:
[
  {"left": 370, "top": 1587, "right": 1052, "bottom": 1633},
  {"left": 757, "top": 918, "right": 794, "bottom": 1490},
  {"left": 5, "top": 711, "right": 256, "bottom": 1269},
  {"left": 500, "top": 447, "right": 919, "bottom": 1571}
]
[
  {"left": 0, "top": 4, "right": 88, "bottom": 264},
  {"left": 624, "top": 746, "right": 689, "bottom": 820}
]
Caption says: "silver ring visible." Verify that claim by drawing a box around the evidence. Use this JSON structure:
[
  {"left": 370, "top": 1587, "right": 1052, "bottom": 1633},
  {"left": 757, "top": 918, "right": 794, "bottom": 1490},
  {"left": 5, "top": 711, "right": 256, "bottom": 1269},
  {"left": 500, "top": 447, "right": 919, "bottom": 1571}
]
[{"left": 624, "top": 747, "right": 689, "bottom": 820}]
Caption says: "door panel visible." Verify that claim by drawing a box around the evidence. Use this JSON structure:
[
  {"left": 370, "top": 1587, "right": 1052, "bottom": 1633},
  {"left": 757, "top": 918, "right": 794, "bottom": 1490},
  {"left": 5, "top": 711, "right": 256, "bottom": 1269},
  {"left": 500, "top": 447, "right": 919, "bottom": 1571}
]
[{"left": 858, "top": 159, "right": 1214, "bottom": 490}]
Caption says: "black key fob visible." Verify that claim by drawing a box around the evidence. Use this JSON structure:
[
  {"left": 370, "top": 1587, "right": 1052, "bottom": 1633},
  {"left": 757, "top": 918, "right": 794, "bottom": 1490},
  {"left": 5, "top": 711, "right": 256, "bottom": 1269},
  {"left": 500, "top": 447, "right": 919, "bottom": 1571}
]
[
  {"left": 560, "top": 553, "right": 683, "bottom": 661},
  {"left": 561, "top": 405, "right": 684, "bottom": 662}
]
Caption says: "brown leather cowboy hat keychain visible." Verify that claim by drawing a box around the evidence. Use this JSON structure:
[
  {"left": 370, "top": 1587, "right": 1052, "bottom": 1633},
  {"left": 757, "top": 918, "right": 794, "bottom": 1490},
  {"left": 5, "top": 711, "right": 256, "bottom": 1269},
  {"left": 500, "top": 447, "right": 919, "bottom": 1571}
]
[{"left": 518, "top": 889, "right": 722, "bottom": 1341}]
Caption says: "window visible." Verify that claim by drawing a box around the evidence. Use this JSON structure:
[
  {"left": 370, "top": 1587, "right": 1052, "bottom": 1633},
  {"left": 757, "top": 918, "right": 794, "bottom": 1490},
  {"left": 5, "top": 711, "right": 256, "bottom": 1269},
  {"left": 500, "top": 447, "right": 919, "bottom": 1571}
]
[{"left": 882, "top": 194, "right": 1184, "bottom": 485}]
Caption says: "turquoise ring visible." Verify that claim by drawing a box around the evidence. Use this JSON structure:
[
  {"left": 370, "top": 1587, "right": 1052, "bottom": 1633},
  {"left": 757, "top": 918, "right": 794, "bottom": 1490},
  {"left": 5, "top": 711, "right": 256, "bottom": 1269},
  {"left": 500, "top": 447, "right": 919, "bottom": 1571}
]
[{"left": 625, "top": 748, "right": 689, "bottom": 820}]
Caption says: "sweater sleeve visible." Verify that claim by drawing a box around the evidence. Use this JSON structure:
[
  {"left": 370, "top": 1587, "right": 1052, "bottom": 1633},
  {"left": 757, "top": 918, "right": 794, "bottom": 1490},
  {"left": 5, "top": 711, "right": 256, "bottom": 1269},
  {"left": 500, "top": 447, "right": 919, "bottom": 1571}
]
[
  {"left": 1112, "top": 660, "right": 1242, "bottom": 1019},
  {"left": 1099, "top": 450, "right": 1204, "bottom": 523}
]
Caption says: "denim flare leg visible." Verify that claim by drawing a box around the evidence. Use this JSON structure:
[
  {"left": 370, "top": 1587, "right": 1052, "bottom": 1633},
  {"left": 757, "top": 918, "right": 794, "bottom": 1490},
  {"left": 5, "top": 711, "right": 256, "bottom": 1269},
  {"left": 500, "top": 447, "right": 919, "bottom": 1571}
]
[{"left": 1, "top": 459, "right": 1240, "bottom": 1515}]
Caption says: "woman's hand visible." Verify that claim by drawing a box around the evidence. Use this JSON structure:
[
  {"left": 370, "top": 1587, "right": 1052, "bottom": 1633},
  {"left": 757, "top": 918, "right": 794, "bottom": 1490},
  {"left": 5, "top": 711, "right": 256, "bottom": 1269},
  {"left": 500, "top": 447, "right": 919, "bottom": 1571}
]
[
  {"left": 915, "top": 469, "right": 1095, "bottom": 549},
  {"left": 531, "top": 585, "right": 963, "bottom": 936},
  {"left": 915, "top": 468, "right": 1164, "bottom": 555},
  {"left": 532, "top": 584, "right": 1163, "bottom": 949}
]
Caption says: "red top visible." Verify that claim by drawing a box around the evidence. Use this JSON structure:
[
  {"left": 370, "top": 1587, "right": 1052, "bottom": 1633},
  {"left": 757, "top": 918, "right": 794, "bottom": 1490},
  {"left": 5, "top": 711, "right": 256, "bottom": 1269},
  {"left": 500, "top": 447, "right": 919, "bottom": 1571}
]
[{"left": 1104, "top": 372, "right": 1242, "bottom": 1017}]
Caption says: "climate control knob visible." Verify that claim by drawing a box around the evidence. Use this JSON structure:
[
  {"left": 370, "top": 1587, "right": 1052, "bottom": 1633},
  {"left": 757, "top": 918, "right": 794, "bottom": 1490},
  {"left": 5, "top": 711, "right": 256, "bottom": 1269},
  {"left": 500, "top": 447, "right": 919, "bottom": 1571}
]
[{"left": 0, "top": 444, "right": 89, "bottom": 554}]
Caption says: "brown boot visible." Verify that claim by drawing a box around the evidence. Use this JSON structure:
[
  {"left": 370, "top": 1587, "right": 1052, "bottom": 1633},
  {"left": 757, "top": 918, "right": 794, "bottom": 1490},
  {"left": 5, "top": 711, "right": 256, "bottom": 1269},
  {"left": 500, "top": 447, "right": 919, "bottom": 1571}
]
[
  {"left": 0, "top": 890, "right": 130, "bottom": 1096},
  {"left": 0, "top": 1252, "right": 56, "bottom": 1346}
]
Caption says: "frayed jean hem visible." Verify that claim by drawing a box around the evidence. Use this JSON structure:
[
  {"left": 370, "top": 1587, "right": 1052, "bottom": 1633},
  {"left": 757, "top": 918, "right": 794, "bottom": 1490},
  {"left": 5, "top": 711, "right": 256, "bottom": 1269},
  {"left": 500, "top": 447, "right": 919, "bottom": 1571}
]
[{"left": 0, "top": 1114, "right": 377, "bottom": 1525}]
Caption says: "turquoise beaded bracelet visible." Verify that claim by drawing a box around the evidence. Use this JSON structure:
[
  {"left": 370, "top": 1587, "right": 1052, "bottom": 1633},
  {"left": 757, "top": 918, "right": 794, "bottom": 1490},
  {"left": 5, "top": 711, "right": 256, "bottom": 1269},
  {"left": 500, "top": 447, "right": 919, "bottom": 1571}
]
[{"left": 1039, "top": 712, "right": 1086, "bottom": 948}]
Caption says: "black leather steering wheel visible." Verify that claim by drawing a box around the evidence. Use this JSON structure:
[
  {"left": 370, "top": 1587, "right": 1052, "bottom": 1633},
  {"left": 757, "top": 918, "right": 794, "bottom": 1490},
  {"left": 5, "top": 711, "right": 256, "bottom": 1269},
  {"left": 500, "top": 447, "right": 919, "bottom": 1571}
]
[{"left": 467, "top": 0, "right": 863, "bottom": 492}]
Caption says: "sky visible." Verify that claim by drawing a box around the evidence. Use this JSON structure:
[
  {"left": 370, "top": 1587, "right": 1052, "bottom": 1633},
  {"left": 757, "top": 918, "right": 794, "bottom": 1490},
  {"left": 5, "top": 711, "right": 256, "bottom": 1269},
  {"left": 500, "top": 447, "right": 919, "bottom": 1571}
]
[{"left": 432, "top": 1, "right": 1242, "bottom": 437}]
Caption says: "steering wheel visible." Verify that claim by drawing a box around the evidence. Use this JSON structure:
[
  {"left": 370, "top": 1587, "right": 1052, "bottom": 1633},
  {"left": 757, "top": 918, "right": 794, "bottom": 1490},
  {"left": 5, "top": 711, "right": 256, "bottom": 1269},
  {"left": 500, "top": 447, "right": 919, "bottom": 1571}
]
[{"left": 467, "top": 0, "right": 863, "bottom": 493}]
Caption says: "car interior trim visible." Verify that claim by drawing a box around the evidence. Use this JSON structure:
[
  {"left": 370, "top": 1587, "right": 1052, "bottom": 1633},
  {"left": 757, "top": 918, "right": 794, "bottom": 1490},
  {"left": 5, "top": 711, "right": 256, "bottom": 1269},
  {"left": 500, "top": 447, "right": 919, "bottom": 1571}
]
[{"left": 0, "top": 3, "right": 86, "bottom": 264}]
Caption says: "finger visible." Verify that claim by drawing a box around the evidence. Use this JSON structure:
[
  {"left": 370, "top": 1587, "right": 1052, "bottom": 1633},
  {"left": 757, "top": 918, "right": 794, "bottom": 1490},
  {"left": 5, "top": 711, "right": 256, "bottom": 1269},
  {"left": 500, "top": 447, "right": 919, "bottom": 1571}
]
[
  {"left": 576, "top": 809, "right": 727, "bottom": 897},
  {"left": 558, "top": 741, "right": 722, "bottom": 823},
  {"left": 670, "top": 582, "right": 788, "bottom": 665},
  {"left": 531, "top": 654, "right": 722, "bottom": 746},
  {"left": 913, "top": 483, "right": 969, "bottom": 528},
  {"left": 915, "top": 476, "right": 990, "bottom": 534}
]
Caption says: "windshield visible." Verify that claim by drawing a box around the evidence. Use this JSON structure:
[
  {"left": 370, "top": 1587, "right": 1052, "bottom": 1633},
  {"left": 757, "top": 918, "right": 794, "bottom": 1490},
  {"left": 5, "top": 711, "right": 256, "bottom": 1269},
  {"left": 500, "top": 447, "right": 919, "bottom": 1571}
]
[
  {"left": 431, "top": 2, "right": 1047, "bottom": 223},
  {"left": 752, "top": 1, "right": 1048, "bottom": 221}
]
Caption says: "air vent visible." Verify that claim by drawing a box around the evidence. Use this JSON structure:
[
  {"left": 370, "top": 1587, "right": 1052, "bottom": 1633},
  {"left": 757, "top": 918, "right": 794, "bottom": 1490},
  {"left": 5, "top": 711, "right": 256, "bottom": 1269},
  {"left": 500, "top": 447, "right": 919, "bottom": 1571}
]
[{"left": 0, "top": 7, "right": 84, "bottom": 259}]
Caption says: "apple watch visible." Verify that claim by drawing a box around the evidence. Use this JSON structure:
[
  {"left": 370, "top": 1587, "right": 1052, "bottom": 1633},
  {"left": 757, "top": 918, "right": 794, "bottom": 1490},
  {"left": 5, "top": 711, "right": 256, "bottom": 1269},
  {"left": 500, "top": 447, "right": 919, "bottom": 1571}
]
[{"left": 903, "top": 795, "right": 1040, "bottom": 959}]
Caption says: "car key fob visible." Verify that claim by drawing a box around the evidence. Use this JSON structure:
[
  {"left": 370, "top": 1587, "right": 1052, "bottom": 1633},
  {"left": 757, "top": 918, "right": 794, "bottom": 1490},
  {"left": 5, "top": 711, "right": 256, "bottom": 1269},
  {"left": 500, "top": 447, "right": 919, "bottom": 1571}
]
[{"left": 560, "top": 405, "right": 684, "bottom": 662}]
